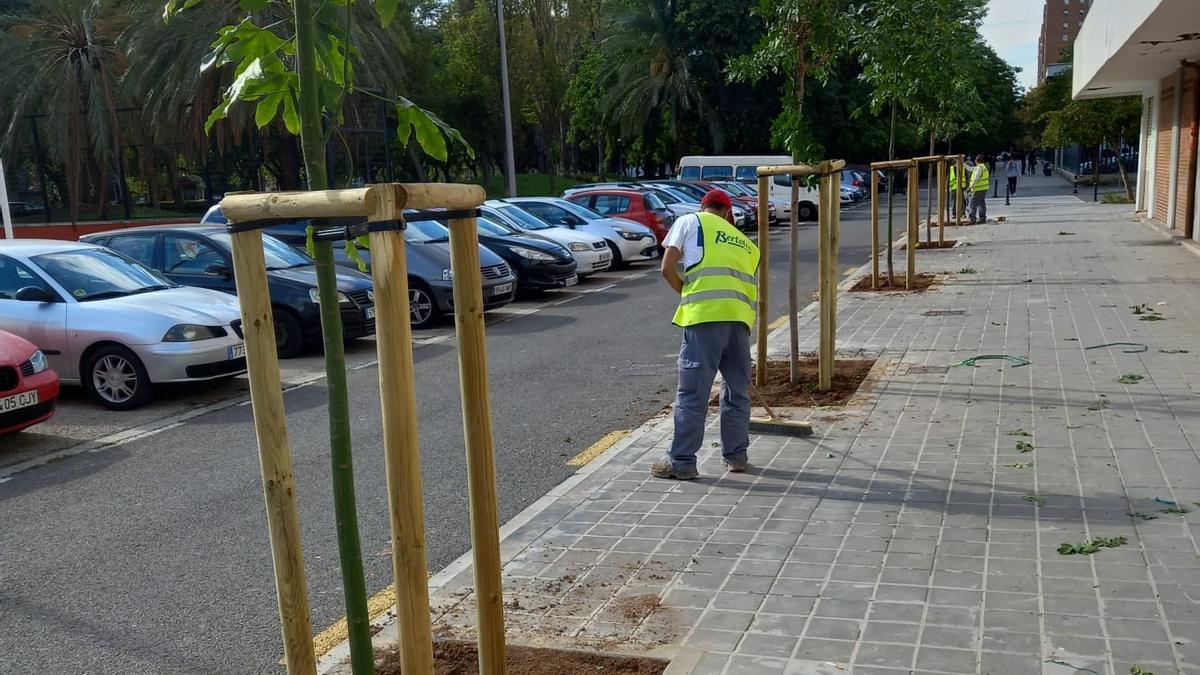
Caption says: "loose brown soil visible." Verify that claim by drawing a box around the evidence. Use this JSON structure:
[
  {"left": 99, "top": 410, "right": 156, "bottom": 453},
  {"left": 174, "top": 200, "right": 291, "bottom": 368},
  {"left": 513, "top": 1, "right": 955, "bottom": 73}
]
[
  {"left": 850, "top": 273, "right": 938, "bottom": 293},
  {"left": 712, "top": 357, "right": 875, "bottom": 408},
  {"left": 914, "top": 239, "right": 957, "bottom": 249},
  {"left": 613, "top": 594, "right": 661, "bottom": 621},
  {"left": 374, "top": 640, "right": 668, "bottom": 674}
]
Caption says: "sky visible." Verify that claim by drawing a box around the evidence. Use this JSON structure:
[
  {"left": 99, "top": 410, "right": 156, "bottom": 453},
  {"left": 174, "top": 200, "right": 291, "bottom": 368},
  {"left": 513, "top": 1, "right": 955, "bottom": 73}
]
[{"left": 979, "top": 0, "right": 1043, "bottom": 91}]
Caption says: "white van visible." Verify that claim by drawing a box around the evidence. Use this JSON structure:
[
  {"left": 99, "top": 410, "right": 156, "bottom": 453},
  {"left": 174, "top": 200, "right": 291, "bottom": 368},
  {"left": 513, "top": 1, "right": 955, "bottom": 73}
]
[{"left": 677, "top": 155, "right": 821, "bottom": 221}]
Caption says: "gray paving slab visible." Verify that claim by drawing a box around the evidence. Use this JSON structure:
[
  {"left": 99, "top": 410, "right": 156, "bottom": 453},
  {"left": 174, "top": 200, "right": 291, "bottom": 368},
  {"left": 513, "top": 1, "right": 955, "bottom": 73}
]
[{"left": 320, "top": 195, "right": 1200, "bottom": 674}]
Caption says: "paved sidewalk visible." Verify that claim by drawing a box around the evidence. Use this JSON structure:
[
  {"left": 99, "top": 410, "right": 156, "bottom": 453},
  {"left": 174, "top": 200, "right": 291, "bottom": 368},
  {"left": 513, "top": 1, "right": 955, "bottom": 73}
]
[{"left": 324, "top": 193, "right": 1200, "bottom": 674}]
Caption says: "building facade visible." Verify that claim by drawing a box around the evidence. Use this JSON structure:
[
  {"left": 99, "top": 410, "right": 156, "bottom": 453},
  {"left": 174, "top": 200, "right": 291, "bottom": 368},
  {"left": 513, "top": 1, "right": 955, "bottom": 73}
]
[
  {"left": 1074, "top": 0, "right": 1200, "bottom": 241},
  {"left": 1038, "top": 0, "right": 1093, "bottom": 85}
]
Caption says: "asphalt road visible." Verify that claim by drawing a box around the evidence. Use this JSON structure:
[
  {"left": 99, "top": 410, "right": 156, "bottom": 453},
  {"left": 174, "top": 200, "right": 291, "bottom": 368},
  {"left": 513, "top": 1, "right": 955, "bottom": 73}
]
[{"left": 0, "top": 195, "right": 931, "bottom": 673}]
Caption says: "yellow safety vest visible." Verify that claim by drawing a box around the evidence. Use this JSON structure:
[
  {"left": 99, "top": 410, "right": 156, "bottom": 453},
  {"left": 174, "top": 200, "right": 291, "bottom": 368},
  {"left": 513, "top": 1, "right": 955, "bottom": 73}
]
[
  {"left": 969, "top": 164, "right": 990, "bottom": 192},
  {"left": 948, "top": 165, "right": 959, "bottom": 190},
  {"left": 673, "top": 212, "right": 761, "bottom": 329}
]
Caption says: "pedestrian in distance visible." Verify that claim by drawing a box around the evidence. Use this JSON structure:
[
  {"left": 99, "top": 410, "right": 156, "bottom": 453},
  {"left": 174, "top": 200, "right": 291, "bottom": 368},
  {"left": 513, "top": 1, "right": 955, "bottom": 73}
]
[
  {"left": 1006, "top": 156, "right": 1020, "bottom": 195},
  {"left": 967, "top": 153, "right": 990, "bottom": 224},
  {"left": 947, "top": 159, "right": 961, "bottom": 217},
  {"left": 652, "top": 189, "right": 761, "bottom": 480}
]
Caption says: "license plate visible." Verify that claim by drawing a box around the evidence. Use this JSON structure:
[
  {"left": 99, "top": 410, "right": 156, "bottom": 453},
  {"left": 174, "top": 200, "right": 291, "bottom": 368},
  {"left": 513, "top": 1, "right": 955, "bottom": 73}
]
[
  {"left": 563, "top": 275, "right": 579, "bottom": 287},
  {"left": 492, "top": 283, "right": 513, "bottom": 296},
  {"left": 0, "top": 389, "right": 38, "bottom": 412},
  {"left": 228, "top": 344, "right": 246, "bottom": 360},
  {"left": 364, "top": 306, "right": 375, "bottom": 320}
]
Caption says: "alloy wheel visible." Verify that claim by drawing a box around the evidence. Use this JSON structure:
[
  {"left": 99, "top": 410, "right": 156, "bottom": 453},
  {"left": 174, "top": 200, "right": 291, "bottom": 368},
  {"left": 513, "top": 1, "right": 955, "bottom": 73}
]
[
  {"left": 410, "top": 287, "right": 433, "bottom": 326},
  {"left": 93, "top": 354, "right": 138, "bottom": 405}
]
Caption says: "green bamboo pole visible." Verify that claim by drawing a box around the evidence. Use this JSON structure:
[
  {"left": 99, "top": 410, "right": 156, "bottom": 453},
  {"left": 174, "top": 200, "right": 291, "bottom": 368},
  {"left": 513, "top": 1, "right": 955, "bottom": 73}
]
[{"left": 293, "top": 0, "right": 373, "bottom": 672}]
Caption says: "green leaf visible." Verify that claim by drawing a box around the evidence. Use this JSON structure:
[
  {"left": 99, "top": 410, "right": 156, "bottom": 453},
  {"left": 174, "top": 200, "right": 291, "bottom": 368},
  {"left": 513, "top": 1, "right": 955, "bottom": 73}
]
[
  {"left": 254, "top": 92, "right": 284, "bottom": 128},
  {"left": 395, "top": 99, "right": 447, "bottom": 162},
  {"left": 1016, "top": 440, "right": 1034, "bottom": 454},
  {"left": 344, "top": 241, "right": 368, "bottom": 272},
  {"left": 163, "top": 0, "right": 203, "bottom": 21},
  {"left": 305, "top": 225, "right": 316, "bottom": 259},
  {"left": 204, "top": 98, "right": 232, "bottom": 134},
  {"left": 281, "top": 94, "right": 300, "bottom": 135},
  {"left": 376, "top": 0, "right": 399, "bottom": 27}
]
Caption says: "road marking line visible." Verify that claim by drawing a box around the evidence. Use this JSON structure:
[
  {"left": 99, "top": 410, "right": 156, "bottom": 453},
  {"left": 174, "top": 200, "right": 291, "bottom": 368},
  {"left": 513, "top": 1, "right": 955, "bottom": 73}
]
[
  {"left": 566, "top": 429, "right": 631, "bottom": 467},
  {"left": 768, "top": 314, "right": 790, "bottom": 331},
  {"left": 306, "top": 582, "right": 402, "bottom": 662}
]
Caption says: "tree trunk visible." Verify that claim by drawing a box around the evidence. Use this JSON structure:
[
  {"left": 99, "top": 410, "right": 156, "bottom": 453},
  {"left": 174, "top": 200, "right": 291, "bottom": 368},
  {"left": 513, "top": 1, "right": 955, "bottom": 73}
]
[
  {"left": 926, "top": 131, "right": 934, "bottom": 245},
  {"left": 292, "top": 1, "right": 372, "bottom": 672},
  {"left": 787, "top": 37, "right": 808, "bottom": 385},
  {"left": 1116, "top": 136, "right": 1133, "bottom": 200},
  {"left": 885, "top": 101, "right": 897, "bottom": 286},
  {"left": 597, "top": 135, "right": 606, "bottom": 180},
  {"left": 166, "top": 157, "right": 184, "bottom": 212}
]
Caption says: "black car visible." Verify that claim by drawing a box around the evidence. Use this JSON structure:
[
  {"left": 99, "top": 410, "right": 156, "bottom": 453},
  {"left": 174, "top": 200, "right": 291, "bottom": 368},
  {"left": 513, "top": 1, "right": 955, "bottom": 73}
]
[
  {"left": 473, "top": 216, "right": 578, "bottom": 292},
  {"left": 82, "top": 225, "right": 376, "bottom": 358}
]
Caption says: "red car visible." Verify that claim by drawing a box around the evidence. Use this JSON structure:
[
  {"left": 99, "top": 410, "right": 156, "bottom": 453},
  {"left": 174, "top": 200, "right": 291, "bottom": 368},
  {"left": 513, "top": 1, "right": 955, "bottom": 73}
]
[
  {"left": 0, "top": 328, "right": 59, "bottom": 435},
  {"left": 565, "top": 188, "right": 675, "bottom": 244}
]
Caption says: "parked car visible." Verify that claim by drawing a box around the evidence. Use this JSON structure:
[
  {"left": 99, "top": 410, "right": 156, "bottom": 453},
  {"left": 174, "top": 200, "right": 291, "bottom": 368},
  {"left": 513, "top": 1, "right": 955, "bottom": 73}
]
[
  {"left": 638, "top": 182, "right": 750, "bottom": 229},
  {"left": 480, "top": 201, "right": 612, "bottom": 276},
  {"left": 82, "top": 225, "right": 376, "bottom": 359},
  {"left": 636, "top": 184, "right": 699, "bottom": 220},
  {"left": 711, "top": 181, "right": 780, "bottom": 226},
  {"left": 642, "top": 180, "right": 754, "bottom": 229},
  {"left": 0, "top": 240, "right": 246, "bottom": 410},
  {"left": 502, "top": 197, "right": 658, "bottom": 267},
  {"left": 201, "top": 205, "right": 516, "bottom": 329},
  {"left": 0, "top": 327, "right": 59, "bottom": 435},
  {"left": 563, "top": 188, "right": 674, "bottom": 244},
  {"left": 841, "top": 173, "right": 867, "bottom": 201},
  {"left": 469, "top": 216, "right": 578, "bottom": 293}
]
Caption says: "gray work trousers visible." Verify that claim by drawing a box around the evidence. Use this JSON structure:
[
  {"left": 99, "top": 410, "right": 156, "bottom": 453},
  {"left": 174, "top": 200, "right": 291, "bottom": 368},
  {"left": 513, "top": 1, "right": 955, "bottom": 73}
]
[
  {"left": 969, "top": 191, "right": 987, "bottom": 223},
  {"left": 667, "top": 321, "right": 751, "bottom": 471}
]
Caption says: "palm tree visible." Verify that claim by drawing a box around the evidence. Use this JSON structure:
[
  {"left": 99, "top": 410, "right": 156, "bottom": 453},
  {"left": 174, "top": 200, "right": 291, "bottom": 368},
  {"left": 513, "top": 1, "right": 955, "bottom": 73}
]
[
  {"left": 597, "top": 0, "right": 708, "bottom": 165},
  {"left": 0, "top": 0, "right": 130, "bottom": 223}
]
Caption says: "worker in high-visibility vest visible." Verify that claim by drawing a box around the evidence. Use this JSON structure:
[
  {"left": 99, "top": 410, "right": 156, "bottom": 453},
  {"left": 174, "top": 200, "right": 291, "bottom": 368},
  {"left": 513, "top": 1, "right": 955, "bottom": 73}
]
[
  {"left": 967, "top": 153, "right": 990, "bottom": 224},
  {"left": 948, "top": 161, "right": 961, "bottom": 217},
  {"left": 653, "top": 189, "right": 761, "bottom": 480}
]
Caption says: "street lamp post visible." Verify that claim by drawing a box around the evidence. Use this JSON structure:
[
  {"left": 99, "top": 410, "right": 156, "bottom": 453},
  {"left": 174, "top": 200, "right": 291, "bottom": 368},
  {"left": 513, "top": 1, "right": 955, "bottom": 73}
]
[{"left": 497, "top": 0, "right": 518, "bottom": 198}]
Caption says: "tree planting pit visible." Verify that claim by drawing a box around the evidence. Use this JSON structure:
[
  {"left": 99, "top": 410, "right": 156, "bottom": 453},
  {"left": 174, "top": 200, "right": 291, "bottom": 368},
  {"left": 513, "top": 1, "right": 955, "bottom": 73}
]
[
  {"left": 914, "top": 240, "right": 958, "bottom": 250},
  {"left": 715, "top": 357, "right": 876, "bottom": 408},
  {"left": 374, "top": 640, "right": 668, "bottom": 674},
  {"left": 850, "top": 273, "right": 938, "bottom": 293}
]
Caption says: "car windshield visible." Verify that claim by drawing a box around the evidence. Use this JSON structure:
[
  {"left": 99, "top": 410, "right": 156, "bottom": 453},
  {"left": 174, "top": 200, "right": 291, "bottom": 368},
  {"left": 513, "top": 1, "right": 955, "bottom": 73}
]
[
  {"left": 722, "top": 183, "right": 753, "bottom": 197},
  {"left": 406, "top": 219, "right": 451, "bottom": 243},
  {"left": 644, "top": 192, "right": 668, "bottom": 210},
  {"left": 663, "top": 187, "right": 699, "bottom": 204},
  {"left": 671, "top": 183, "right": 709, "bottom": 200},
  {"left": 496, "top": 206, "right": 554, "bottom": 231},
  {"left": 477, "top": 217, "right": 512, "bottom": 237},
  {"left": 649, "top": 188, "right": 680, "bottom": 204},
  {"left": 208, "top": 232, "right": 312, "bottom": 270},
  {"left": 33, "top": 248, "right": 172, "bottom": 302},
  {"left": 554, "top": 200, "right": 603, "bottom": 222}
]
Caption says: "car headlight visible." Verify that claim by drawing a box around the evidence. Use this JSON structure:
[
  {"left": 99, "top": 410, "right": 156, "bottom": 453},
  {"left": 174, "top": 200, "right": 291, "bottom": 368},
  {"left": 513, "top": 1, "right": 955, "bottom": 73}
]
[
  {"left": 615, "top": 229, "right": 643, "bottom": 241},
  {"left": 441, "top": 267, "right": 454, "bottom": 281},
  {"left": 510, "top": 246, "right": 557, "bottom": 261},
  {"left": 308, "top": 289, "right": 353, "bottom": 304},
  {"left": 163, "top": 324, "right": 224, "bottom": 342},
  {"left": 568, "top": 242, "right": 590, "bottom": 252},
  {"left": 27, "top": 349, "right": 49, "bottom": 374}
]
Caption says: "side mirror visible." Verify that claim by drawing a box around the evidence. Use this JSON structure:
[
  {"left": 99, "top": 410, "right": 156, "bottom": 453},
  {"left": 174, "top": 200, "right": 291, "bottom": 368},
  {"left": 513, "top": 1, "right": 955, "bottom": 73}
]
[
  {"left": 15, "top": 286, "right": 55, "bottom": 302},
  {"left": 566, "top": 215, "right": 585, "bottom": 227},
  {"left": 204, "top": 263, "right": 232, "bottom": 277}
]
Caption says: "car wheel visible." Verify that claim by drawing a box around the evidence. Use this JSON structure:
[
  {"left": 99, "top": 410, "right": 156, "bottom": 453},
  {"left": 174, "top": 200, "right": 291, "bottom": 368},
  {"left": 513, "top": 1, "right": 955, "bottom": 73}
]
[
  {"left": 273, "top": 308, "right": 306, "bottom": 359},
  {"left": 605, "top": 240, "right": 626, "bottom": 269},
  {"left": 797, "top": 202, "right": 817, "bottom": 221},
  {"left": 409, "top": 280, "right": 440, "bottom": 329},
  {"left": 84, "top": 345, "right": 152, "bottom": 411}
]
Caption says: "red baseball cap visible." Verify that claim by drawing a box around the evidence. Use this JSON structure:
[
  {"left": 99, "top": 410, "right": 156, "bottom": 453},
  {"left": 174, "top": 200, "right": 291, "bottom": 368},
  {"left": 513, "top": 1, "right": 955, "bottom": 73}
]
[{"left": 700, "top": 189, "right": 733, "bottom": 210}]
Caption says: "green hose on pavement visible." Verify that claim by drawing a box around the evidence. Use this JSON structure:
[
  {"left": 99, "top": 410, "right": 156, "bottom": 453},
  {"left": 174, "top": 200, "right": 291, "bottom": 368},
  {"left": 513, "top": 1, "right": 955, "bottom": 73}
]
[{"left": 952, "top": 355, "right": 1031, "bottom": 368}]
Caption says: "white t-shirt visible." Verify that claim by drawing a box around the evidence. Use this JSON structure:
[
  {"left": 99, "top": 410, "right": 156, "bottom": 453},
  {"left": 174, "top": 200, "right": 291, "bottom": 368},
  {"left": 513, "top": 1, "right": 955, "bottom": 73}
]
[{"left": 662, "top": 212, "right": 705, "bottom": 269}]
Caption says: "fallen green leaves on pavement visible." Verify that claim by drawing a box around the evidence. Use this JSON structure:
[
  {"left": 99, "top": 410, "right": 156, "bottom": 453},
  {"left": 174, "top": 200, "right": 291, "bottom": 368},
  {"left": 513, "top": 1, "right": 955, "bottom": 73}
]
[
  {"left": 1118, "top": 373, "right": 1145, "bottom": 384},
  {"left": 1024, "top": 495, "right": 1046, "bottom": 505},
  {"left": 1161, "top": 506, "right": 1190, "bottom": 515},
  {"left": 1131, "top": 303, "right": 1167, "bottom": 321},
  {"left": 1016, "top": 440, "right": 1034, "bottom": 453},
  {"left": 1006, "top": 429, "right": 1031, "bottom": 437},
  {"left": 1128, "top": 512, "right": 1158, "bottom": 521},
  {"left": 957, "top": 267, "right": 976, "bottom": 274},
  {"left": 1058, "top": 535, "right": 1127, "bottom": 556},
  {"left": 1004, "top": 462, "right": 1033, "bottom": 469},
  {"left": 1131, "top": 666, "right": 1155, "bottom": 675}
]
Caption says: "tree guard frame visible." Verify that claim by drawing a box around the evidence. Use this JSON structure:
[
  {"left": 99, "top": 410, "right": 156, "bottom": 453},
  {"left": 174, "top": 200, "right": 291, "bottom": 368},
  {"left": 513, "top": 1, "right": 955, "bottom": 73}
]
[
  {"left": 755, "top": 159, "right": 845, "bottom": 392},
  {"left": 221, "top": 183, "right": 507, "bottom": 675}
]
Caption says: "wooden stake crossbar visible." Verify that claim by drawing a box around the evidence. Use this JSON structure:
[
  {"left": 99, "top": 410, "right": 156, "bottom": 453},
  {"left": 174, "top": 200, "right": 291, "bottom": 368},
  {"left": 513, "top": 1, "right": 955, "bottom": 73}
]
[
  {"left": 222, "top": 182, "right": 506, "bottom": 675},
  {"left": 752, "top": 160, "right": 844, "bottom": 392}
]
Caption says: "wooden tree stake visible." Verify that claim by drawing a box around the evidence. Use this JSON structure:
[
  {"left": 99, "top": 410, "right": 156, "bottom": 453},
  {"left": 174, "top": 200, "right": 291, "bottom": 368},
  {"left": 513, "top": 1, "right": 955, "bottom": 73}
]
[
  {"left": 870, "top": 168, "right": 879, "bottom": 289},
  {"left": 788, "top": 179, "right": 800, "bottom": 385},
  {"left": 368, "top": 186, "right": 435, "bottom": 674},
  {"left": 937, "top": 159, "right": 946, "bottom": 246},
  {"left": 447, "top": 216, "right": 507, "bottom": 675},
  {"left": 906, "top": 164, "right": 918, "bottom": 290},
  {"left": 756, "top": 176, "right": 769, "bottom": 387},
  {"left": 229, "top": 229, "right": 316, "bottom": 675}
]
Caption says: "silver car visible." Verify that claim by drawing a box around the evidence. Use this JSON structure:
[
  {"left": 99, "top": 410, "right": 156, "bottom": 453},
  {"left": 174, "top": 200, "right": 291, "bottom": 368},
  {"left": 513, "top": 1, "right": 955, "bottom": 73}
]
[{"left": 0, "top": 240, "right": 247, "bottom": 410}]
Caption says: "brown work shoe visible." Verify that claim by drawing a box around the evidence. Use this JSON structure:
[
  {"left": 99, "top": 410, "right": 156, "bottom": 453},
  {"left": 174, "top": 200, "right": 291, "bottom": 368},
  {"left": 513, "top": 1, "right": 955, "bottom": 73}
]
[{"left": 650, "top": 460, "right": 698, "bottom": 480}]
